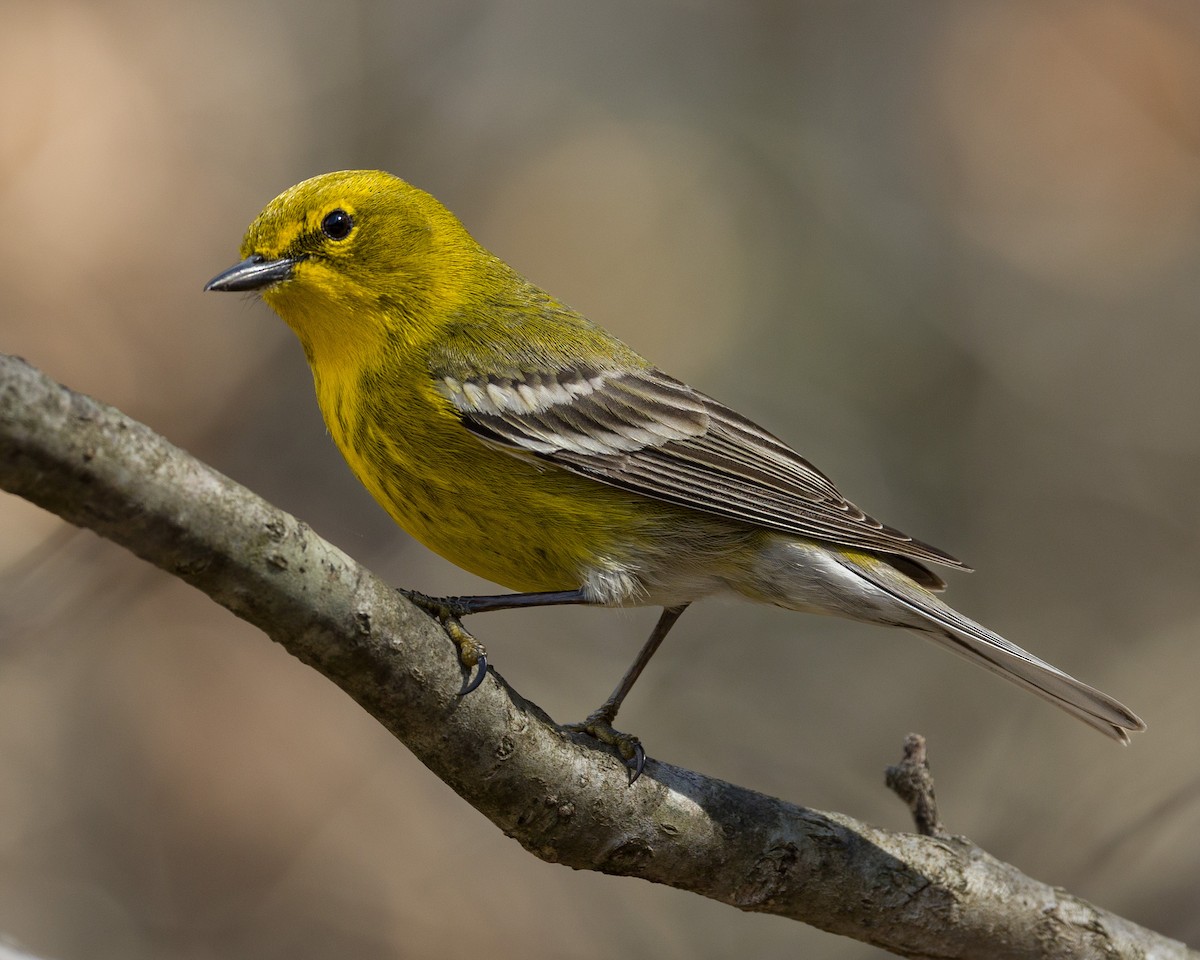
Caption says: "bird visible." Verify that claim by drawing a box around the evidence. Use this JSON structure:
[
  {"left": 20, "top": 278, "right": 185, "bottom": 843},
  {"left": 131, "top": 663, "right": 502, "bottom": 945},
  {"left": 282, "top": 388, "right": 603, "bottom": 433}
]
[{"left": 205, "top": 169, "right": 1144, "bottom": 777}]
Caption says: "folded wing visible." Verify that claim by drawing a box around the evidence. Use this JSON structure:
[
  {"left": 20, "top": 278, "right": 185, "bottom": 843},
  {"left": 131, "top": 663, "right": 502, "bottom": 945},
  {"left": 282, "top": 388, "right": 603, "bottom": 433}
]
[{"left": 437, "top": 365, "right": 965, "bottom": 574}]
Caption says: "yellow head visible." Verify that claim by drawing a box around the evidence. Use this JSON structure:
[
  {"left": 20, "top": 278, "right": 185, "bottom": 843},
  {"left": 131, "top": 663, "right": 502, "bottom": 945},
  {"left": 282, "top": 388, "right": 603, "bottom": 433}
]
[{"left": 205, "top": 170, "right": 489, "bottom": 364}]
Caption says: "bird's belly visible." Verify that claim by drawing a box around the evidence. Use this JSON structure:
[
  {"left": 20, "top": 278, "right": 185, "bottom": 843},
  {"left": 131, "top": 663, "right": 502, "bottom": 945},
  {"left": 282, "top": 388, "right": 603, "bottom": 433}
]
[{"left": 335, "top": 413, "right": 648, "bottom": 594}]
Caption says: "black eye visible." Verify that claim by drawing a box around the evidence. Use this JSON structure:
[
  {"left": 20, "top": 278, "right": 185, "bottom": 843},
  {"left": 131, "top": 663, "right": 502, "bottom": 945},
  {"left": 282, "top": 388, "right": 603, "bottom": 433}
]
[{"left": 321, "top": 209, "right": 354, "bottom": 241}]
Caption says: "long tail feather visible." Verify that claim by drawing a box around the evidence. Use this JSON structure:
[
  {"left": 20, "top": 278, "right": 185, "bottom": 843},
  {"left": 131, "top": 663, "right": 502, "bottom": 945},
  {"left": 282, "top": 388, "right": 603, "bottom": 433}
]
[{"left": 836, "top": 555, "right": 1145, "bottom": 742}]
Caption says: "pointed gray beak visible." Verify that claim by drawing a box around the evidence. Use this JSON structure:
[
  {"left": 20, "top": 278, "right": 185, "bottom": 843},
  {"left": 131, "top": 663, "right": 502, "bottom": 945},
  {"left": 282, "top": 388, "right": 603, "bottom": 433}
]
[{"left": 204, "top": 254, "right": 302, "bottom": 292}]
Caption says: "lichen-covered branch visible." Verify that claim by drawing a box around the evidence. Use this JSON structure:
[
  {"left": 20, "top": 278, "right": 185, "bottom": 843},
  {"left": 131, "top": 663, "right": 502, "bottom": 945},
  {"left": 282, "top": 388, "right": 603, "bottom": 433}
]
[{"left": 0, "top": 353, "right": 1191, "bottom": 960}]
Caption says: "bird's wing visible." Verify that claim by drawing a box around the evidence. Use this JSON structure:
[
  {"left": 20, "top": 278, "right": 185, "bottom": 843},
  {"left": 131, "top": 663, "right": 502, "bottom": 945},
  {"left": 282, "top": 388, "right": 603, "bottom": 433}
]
[{"left": 436, "top": 365, "right": 965, "bottom": 571}]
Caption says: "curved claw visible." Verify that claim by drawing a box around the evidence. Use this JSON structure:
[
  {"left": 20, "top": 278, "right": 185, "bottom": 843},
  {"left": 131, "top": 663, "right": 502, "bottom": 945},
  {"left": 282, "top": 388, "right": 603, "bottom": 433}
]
[
  {"left": 459, "top": 652, "right": 488, "bottom": 696},
  {"left": 563, "top": 716, "right": 648, "bottom": 784},
  {"left": 418, "top": 605, "right": 488, "bottom": 697},
  {"left": 627, "top": 741, "right": 647, "bottom": 784}
]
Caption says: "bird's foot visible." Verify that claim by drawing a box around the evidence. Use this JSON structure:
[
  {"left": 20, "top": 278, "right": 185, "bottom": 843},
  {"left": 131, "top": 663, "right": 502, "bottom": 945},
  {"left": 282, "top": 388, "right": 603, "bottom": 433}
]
[
  {"left": 563, "top": 711, "right": 647, "bottom": 784},
  {"left": 401, "top": 590, "right": 488, "bottom": 695}
]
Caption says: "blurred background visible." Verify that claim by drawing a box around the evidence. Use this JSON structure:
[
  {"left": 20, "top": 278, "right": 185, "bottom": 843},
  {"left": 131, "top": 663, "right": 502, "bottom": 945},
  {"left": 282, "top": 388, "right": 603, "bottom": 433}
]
[{"left": 2, "top": 1, "right": 1199, "bottom": 957}]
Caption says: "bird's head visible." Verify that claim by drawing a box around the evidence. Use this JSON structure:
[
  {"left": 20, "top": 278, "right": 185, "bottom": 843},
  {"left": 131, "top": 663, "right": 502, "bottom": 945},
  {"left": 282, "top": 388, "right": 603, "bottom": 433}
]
[{"left": 205, "top": 170, "right": 484, "bottom": 363}]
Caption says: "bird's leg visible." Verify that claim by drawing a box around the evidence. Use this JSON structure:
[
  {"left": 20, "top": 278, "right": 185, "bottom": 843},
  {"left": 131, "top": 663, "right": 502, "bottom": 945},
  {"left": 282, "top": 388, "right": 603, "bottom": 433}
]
[
  {"left": 401, "top": 588, "right": 591, "bottom": 694},
  {"left": 403, "top": 588, "right": 688, "bottom": 782},
  {"left": 565, "top": 604, "right": 690, "bottom": 782}
]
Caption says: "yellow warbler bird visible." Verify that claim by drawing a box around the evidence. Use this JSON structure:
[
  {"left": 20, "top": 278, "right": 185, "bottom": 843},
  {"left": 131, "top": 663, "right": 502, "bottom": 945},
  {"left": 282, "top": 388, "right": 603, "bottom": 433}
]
[{"left": 206, "top": 170, "right": 1143, "bottom": 775}]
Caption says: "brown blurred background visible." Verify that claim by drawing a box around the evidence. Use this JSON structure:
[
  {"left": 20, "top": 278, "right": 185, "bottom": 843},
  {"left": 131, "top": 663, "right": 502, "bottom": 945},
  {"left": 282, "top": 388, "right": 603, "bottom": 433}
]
[{"left": 2, "top": 1, "right": 1199, "bottom": 957}]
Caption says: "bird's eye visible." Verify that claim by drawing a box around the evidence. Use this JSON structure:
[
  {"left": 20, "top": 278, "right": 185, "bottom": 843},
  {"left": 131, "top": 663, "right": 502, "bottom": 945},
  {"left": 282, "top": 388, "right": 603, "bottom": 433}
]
[{"left": 321, "top": 209, "right": 354, "bottom": 241}]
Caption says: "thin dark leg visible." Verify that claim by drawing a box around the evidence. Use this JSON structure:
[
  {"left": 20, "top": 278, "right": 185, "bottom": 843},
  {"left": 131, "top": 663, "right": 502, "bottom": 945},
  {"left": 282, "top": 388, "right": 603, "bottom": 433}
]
[
  {"left": 590, "top": 604, "right": 689, "bottom": 726},
  {"left": 404, "top": 586, "right": 689, "bottom": 783},
  {"left": 566, "top": 603, "right": 690, "bottom": 782},
  {"left": 401, "top": 587, "right": 594, "bottom": 695},
  {"left": 403, "top": 587, "right": 592, "bottom": 618}
]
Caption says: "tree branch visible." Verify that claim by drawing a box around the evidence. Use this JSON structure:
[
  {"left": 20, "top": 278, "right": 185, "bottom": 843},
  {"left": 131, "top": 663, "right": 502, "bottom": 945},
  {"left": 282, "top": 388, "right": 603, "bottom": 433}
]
[
  {"left": 886, "top": 734, "right": 947, "bottom": 839},
  {"left": 0, "top": 353, "right": 1191, "bottom": 960}
]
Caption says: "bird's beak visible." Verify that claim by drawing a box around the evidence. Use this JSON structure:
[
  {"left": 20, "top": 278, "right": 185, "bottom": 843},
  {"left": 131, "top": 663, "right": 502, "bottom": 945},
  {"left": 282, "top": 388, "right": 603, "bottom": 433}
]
[{"left": 204, "top": 254, "right": 302, "bottom": 292}]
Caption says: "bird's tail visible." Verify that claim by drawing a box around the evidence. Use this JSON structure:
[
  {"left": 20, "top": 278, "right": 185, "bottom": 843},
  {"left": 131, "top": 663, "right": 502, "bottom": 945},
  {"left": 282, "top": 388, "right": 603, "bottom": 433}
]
[{"left": 835, "top": 554, "right": 1145, "bottom": 743}]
